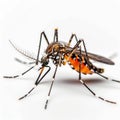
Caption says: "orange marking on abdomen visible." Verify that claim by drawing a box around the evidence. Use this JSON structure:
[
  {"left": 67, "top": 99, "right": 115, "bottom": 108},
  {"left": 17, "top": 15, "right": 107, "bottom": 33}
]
[{"left": 65, "top": 55, "right": 93, "bottom": 74}]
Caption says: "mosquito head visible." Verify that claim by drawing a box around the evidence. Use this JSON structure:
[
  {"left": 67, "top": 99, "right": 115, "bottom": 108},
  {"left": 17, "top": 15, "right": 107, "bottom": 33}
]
[
  {"left": 44, "top": 42, "right": 67, "bottom": 65},
  {"left": 40, "top": 53, "right": 49, "bottom": 66}
]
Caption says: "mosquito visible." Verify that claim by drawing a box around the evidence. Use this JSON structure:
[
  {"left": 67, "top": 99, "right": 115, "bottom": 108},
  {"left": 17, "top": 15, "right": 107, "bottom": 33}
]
[{"left": 3, "top": 28, "right": 120, "bottom": 109}]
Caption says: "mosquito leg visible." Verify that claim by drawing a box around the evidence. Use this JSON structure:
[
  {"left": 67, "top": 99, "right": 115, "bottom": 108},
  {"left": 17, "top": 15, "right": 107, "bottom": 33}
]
[
  {"left": 44, "top": 65, "right": 58, "bottom": 109},
  {"left": 68, "top": 37, "right": 92, "bottom": 65},
  {"left": 19, "top": 66, "right": 51, "bottom": 100},
  {"left": 77, "top": 47, "right": 116, "bottom": 103},
  {"left": 79, "top": 79, "right": 116, "bottom": 104},
  {"left": 69, "top": 38, "right": 90, "bottom": 62},
  {"left": 18, "top": 67, "right": 44, "bottom": 100},
  {"left": 95, "top": 72, "right": 120, "bottom": 83},
  {"left": 79, "top": 46, "right": 82, "bottom": 80},
  {"left": 66, "top": 40, "right": 82, "bottom": 61},
  {"left": 3, "top": 65, "right": 36, "bottom": 79},
  {"left": 36, "top": 31, "right": 49, "bottom": 65},
  {"left": 15, "top": 58, "right": 36, "bottom": 65},
  {"left": 79, "top": 39, "right": 90, "bottom": 62},
  {"left": 77, "top": 39, "right": 98, "bottom": 68},
  {"left": 76, "top": 40, "right": 120, "bottom": 83},
  {"left": 53, "top": 28, "right": 58, "bottom": 42},
  {"left": 67, "top": 33, "right": 78, "bottom": 46}
]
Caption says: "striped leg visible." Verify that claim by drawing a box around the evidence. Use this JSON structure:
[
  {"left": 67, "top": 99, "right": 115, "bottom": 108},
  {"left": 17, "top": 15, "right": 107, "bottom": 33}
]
[
  {"left": 78, "top": 46, "right": 116, "bottom": 104},
  {"left": 79, "top": 79, "right": 116, "bottom": 104},
  {"left": 95, "top": 72, "right": 120, "bottom": 83},
  {"left": 44, "top": 65, "right": 58, "bottom": 109},
  {"left": 19, "top": 66, "right": 51, "bottom": 100},
  {"left": 3, "top": 65, "right": 36, "bottom": 78}
]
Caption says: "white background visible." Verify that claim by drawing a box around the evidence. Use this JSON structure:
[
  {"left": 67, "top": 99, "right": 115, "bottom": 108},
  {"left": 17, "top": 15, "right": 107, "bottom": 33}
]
[{"left": 0, "top": 0, "right": 120, "bottom": 120}]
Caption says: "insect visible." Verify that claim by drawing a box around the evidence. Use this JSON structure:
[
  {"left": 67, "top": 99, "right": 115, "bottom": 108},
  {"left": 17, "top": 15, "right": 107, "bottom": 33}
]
[{"left": 3, "top": 29, "right": 120, "bottom": 109}]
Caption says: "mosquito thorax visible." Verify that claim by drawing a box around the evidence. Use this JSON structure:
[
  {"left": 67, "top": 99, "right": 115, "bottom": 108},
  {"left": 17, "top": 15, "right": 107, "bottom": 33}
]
[
  {"left": 45, "top": 41, "right": 67, "bottom": 54},
  {"left": 45, "top": 41, "right": 68, "bottom": 65}
]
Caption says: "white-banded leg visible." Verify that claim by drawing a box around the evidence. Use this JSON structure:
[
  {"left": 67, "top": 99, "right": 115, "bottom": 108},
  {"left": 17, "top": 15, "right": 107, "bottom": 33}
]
[
  {"left": 44, "top": 64, "right": 58, "bottom": 109},
  {"left": 95, "top": 72, "right": 120, "bottom": 83},
  {"left": 79, "top": 79, "right": 116, "bottom": 104},
  {"left": 78, "top": 46, "right": 116, "bottom": 104},
  {"left": 19, "top": 66, "right": 51, "bottom": 100},
  {"left": 3, "top": 65, "right": 36, "bottom": 78}
]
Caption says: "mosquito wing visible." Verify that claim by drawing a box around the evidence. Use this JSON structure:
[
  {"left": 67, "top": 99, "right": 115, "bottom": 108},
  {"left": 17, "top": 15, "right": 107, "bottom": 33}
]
[
  {"left": 81, "top": 50, "right": 115, "bottom": 65},
  {"left": 65, "top": 47, "right": 114, "bottom": 65}
]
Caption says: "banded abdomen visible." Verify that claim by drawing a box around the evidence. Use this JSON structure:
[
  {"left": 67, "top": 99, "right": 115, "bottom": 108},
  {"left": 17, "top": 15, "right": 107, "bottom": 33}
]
[{"left": 65, "top": 53, "right": 104, "bottom": 75}]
